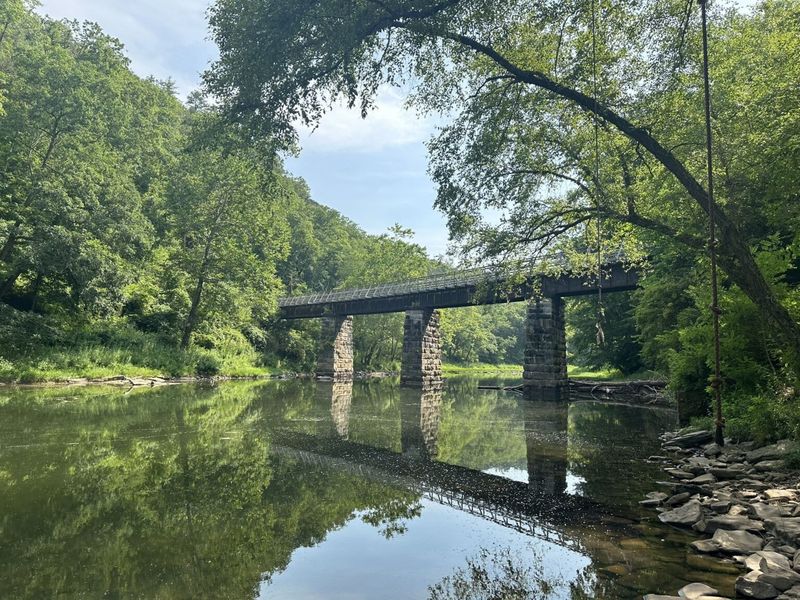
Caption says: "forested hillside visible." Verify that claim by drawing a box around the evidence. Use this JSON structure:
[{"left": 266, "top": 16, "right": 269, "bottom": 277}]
[{"left": 0, "top": 2, "right": 527, "bottom": 382}]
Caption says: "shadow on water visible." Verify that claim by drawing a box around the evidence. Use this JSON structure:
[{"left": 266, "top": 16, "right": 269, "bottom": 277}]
[{"left": 0, "top": 379, "right": 737, "bottom": 599}]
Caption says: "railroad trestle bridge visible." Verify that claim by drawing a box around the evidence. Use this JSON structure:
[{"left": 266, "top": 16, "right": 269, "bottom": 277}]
[{"left": 278, "top": 256, "right": 639, "bottom": 398}]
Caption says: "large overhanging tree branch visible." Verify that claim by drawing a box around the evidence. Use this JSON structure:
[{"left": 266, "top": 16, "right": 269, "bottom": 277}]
[{"left": 205, "top": 0, "right": 800, "bottom": 373}]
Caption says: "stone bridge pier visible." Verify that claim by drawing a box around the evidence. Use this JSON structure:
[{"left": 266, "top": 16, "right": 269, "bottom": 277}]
[
  {"left": 523, "top": 298, "right": 568, "bottom": 401},
  {"left": 401, "top": 309, "right": 443, "bottom": 387},
  {"left": 316, "top": 315, "right": 354, "bottom": 380}
]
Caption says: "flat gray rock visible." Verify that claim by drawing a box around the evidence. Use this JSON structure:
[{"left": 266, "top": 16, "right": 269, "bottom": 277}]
[
  {"left": 765, "top": 489, "right": 797, "bottom": 501},
  {"left": 698, "top": 514, "right": 765, "bottom": 534},
  {"left": 745, "top": 551, "right": 793, "bottom": 572},
  {"left": 710, "top": 500, "right": 732, "bottom": 513},
  {"left": 678, "top": 582, "right": 718, "bottom": 599},
  {"left": 660, "top": 499, "right": 704, "bottom": 526},
  {"left": 667, "top": 468, "right": 697, "bottom": 480},
  {"left": 689, "top": 473, "right": 718, "bottom": 485},
  {"left": 712, "top": 529, "right": 765, "bottom": 554},
  {"left": 752, "top": 503, "right": 787, "bottom": 520},
  {"left": 760, "top": 568, "right": 800, "bottom": 592},
  {"left": 736, "top": 571, "right": 780, "bottom": 599},
  {"left": 747, "top": 441, "right": 797, "bottom": 464},
  {"left": 768, "top": 518, "right": 800, "bottom": 545},
  {"left": 757, "top": 461, "right": 787, "bottom": 472},
  {"left": 712, "top": 467, "right": 745, "bottom": 480},
  {"left": 704, "top": 443, "right": 723, "bottom": 457},
  {"left": 647, "top": 491, "right": 670, "bottom": 501},
  {"left": 671, "top": 430, "right": 714, "bottom": 449},
  {"left": 778, "top": 584, "right": 800, "bottom": 599},
  {"left": 691, "top": 539, "right": 721, "bottom": 554},
  {"left": 641, "top": 498, "right": 664, "bottom": 507},
  {"left": 665, "top": 492, "right": 692, "bottom": 506}
]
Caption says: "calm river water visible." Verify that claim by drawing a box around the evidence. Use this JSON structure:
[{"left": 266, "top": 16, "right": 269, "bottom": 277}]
[{"left": 0, "top": 378, "right": 738, "bottom": 599}]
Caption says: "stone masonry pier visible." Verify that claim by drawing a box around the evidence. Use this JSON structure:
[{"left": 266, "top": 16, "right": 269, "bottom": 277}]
[
  {"left": 400, "top": 309, "right": 442, "bottom": 387},
  {"left": 315, "top": 316, "right": 353, "bottom": 380},
  {"left": 524, "top": 298, "right": 568, "bottom": 400}
]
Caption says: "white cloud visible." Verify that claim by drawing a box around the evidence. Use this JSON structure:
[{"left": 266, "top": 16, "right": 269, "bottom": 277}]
[
  {"left": 298, "top": 87, "right": 434, "bottom": 154},
  {"left": 36, "top": 0, "right": 216, "bottom": 99}
]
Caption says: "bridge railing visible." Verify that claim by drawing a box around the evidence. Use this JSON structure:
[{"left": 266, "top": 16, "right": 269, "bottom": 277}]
[{"left": 278, "top": 253, "right": 575, "bottom": 308}]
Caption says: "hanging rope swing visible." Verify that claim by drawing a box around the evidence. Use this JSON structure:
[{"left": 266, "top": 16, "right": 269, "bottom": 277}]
[
  {"left": 590, "top": 0, "right": 606, "bottom": 348},
  {"left": 699, "top": 0, "right": 725, "bottom": 446}
]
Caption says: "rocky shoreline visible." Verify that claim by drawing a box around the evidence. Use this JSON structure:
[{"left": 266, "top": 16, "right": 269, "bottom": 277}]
[{"left": 642, "top": 430, "right": 800, "bottom": 600}]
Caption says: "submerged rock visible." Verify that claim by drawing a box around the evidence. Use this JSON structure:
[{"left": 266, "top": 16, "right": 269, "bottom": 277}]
[
  {"left": 677, "top": 582, "right": 719, "bottom": 599},
  {"left": 691, "top": 539, "right": 722, "bottom": 554}
]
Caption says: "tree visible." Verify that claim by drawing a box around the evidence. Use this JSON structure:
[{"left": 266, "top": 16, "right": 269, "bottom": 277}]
[
  {"left": 165, "top": 109, "right": 289, "bottom": 349},
  {"left": 0, "top": 9, "right": 182, "bottom": 315},
  {"left": 205, "top": 0, "right": 800, "bottom": 376}
]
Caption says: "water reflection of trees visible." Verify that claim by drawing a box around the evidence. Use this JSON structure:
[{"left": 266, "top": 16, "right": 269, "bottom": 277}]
[
  {"left": 0, "top": 383, "right": 418, "bottom": 599},
  {"left": 566, "top": 401, "right": 677, "bottom": 509}
]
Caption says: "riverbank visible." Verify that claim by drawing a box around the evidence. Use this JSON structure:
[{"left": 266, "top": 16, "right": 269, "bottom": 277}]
[
  {"left": 641, "top": 430, "right": 800, "bottom": 599},
  {"left": 0, "top": 352, "right": 638, "bottom": 386}
]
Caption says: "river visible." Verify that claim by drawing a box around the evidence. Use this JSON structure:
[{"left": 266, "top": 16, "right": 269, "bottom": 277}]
[{"left": 0, "top": 377, "right": 738, "bottom": 598}]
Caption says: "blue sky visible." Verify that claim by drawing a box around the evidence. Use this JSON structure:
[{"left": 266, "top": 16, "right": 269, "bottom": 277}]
[{"left": 36, "top": 0, "right": 450, "bottom": 257}]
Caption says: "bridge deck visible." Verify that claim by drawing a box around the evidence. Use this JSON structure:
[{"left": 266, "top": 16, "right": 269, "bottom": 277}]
[{"left": 279, "top": 259, "right": 638, "bottom": 319}]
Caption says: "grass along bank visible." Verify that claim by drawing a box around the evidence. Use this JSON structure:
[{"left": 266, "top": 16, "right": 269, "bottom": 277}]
[
  {"left": 0, "top": 310, "right": 275, "bottom": 384},
  {"left": 442, "top": 362, "right": 659, "bottom": 381}
]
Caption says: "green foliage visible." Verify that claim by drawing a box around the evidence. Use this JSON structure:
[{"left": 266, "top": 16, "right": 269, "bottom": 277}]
[
  {"left": 194, "top": 353, "right": 221, "bottom": 377},
  {"left": 690, "top": 389, "right": 800, "bottom": 445},
  {"left": 566, "top": 292, "right": 643, "bottom": 376},
  {"left": 440, "top": 303, "right": 526, "bottom": 366}
]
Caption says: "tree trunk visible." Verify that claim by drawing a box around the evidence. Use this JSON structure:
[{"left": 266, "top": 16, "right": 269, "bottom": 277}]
[
  {"left": 181, "top": 275, "right": 205, "bottom": 350},
  {"left": 717, "top": 227, "right": 800, "bottom": 375},
  {"left": 0, "top": 266, "right": 22, "bottom": 297}
]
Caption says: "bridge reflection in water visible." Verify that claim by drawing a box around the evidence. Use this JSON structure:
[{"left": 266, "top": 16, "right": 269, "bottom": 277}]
[
  {"left": 277, "top": 383, "right": 666, "bottom": 559},
  {"left": 262, "top": 378, "right": 742, "bottom": 598}
]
